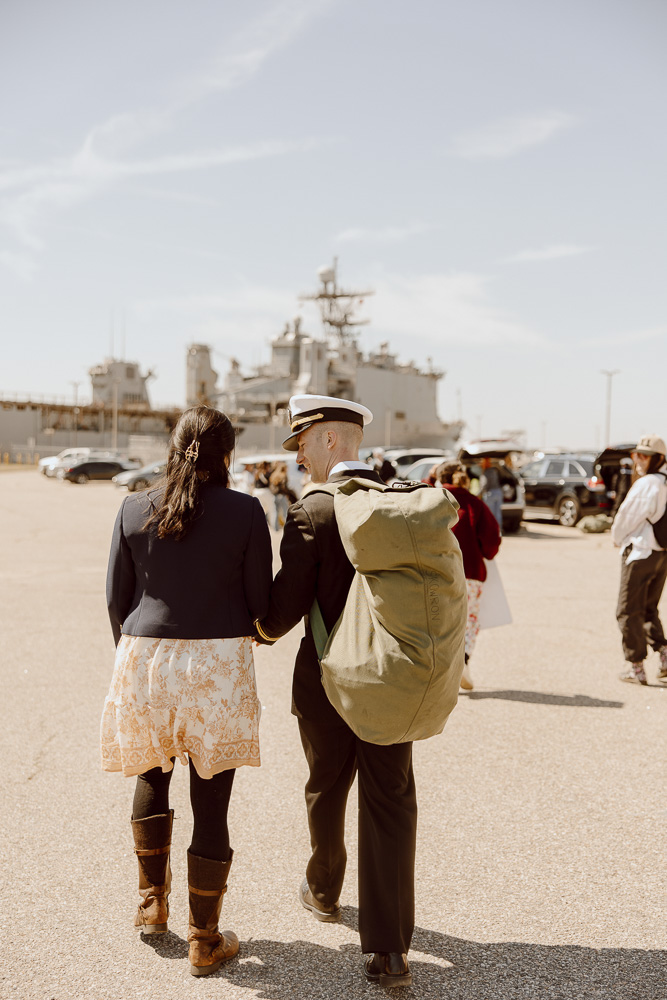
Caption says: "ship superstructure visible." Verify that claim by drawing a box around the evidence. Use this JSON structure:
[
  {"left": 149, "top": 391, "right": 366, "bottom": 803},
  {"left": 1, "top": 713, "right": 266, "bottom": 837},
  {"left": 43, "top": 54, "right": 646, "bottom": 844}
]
[
  {"left": 205, "top": 262, "right": 462, "bottom": 451},
  {"left": 89, "top": 358, "right": 154, "bottom": 408},
  {"left": 1, "top": 262, "right": 462, "bottom": 463}
]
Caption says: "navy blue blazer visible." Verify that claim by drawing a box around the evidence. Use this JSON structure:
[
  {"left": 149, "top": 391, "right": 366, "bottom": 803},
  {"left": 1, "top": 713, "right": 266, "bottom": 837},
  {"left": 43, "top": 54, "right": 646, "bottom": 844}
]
[{"left": 107, "top": 485, "right": 273, "bottom": 646}]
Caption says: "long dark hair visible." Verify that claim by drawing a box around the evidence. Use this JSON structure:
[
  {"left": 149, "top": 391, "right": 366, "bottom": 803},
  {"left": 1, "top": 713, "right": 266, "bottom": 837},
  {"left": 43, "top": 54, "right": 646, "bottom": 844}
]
[
  {"left": 144, "top": 406, "right": 235, "bottom": 540},
  {"left": 645, "top": 453, "right": 665, "bottom": 475}
]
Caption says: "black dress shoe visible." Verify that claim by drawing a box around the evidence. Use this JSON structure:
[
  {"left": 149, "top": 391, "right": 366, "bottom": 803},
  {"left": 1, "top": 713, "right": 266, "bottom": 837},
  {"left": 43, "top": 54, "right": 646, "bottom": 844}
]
[
  {"left": 299, "top": 878, "right": 341, "bottom": 922},
  {"left": 364, "top": 952, "right": 412, "bottom": 987}
]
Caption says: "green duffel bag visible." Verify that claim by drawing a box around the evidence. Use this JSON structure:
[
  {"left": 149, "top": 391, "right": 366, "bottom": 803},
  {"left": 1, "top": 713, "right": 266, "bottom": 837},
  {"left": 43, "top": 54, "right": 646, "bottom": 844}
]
[{"left": 309, "top": 477, "right": 467, "bottom": 745}]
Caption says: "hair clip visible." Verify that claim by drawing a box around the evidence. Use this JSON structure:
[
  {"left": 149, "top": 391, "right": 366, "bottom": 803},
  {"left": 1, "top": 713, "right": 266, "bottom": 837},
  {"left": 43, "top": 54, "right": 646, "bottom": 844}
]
[{"left": 184, "top": 440, "right": 200, "bottom": 463}]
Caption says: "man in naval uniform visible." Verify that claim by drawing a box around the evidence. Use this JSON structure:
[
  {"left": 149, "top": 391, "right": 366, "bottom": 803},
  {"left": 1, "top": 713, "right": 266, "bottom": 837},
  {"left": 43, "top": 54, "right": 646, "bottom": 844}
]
[{"left": 254, "top": 394, "right": 416, "bottom": 988}]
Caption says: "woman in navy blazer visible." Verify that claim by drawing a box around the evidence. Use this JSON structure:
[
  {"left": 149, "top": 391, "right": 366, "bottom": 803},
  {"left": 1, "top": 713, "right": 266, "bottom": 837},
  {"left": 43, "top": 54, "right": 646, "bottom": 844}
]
[{"left": 101, "top": 406, "right": 272, "bottom": 976}]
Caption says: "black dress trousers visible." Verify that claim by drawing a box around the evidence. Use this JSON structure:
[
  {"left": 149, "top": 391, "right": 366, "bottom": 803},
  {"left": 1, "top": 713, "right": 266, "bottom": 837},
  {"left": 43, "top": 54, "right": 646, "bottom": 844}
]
[{"left": 298, "top": 712, "right": 417, "bottom": 955}]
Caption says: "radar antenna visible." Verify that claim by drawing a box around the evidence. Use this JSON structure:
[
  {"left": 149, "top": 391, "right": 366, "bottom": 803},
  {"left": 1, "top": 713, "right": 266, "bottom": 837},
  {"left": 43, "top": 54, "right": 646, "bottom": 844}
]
[{"left": 299, "top": 257, "right": 374, "bottom": 342}]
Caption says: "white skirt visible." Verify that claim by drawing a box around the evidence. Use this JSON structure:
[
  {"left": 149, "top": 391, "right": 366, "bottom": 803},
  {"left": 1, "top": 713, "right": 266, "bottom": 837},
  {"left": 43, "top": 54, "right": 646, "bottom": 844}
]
[{"left": 100, "top": 635, "right": 261, "bottom": 779}]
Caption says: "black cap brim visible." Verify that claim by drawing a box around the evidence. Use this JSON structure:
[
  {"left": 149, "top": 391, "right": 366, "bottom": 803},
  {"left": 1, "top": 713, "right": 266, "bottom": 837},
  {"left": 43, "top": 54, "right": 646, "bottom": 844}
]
[{"left": 282, "top": 421, "right": 316, "bottom": 452}]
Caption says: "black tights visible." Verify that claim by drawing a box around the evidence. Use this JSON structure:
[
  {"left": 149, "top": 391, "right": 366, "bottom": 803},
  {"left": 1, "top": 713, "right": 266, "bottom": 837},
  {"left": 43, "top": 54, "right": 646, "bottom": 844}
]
[{"left": 132, "top": 759, "right": 236, "bottom": 862}]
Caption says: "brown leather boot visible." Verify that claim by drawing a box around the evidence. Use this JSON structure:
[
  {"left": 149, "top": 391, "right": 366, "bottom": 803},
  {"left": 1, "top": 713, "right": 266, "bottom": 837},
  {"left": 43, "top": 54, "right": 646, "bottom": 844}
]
[
  {"left": 131, "top": 810, "right": 173, "bottom": 934},
  {"left": 187, "top": 849, "right": 239, "bottom": 976}
]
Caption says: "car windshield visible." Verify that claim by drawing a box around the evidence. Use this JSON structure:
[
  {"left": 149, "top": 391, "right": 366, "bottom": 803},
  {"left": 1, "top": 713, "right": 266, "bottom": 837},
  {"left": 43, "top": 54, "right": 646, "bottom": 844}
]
[{"left": 519, "top": 461, "right": 542, "bottom": 478}]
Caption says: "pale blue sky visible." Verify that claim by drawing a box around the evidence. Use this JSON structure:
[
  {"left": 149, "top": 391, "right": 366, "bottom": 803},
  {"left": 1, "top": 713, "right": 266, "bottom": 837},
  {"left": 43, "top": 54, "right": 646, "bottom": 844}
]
[{"left": 1, "top": 0, "right": 665, "bottom": 448}]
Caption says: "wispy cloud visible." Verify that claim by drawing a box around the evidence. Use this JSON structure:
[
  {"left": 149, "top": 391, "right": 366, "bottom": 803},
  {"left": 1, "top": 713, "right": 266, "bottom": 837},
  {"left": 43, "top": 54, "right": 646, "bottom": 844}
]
[
  {"left": 579, "top": 326, "right": 666, "bottom": 349},
  {"left": 0, "top": 250, "right": 37, "bottom": 282},
  {"left": 134, "top": 284, "right": 298, "bottom": 354},
  {"left": 335, "top": 223, "right": 435, "bottom": 244},
  {"left": 124, "top": 186, "right": 223, "bottom": 209},
  {"left": 504, "top": 244, "right": 594, "bottom": 263},
  {"left": 366, "top": 271, "right": 547, "bottom": 348},
  {"left": 183, "top": 0, "right": 333, "bottom": 106},
  {"left": 451, "top": 112, "right": 576, "bottom": 159},
  {"left": 0, "top": 0, "right": 333, "bottom": 276},
  {"left": 0, "top": 138, "right": 328, "bottom": 258}
]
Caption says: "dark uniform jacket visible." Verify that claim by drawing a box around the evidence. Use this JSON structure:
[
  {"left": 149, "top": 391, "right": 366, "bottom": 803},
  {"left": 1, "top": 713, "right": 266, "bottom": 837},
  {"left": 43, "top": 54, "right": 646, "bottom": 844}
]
[
  {"left": 107, "top": 485, "right": 272, "bottom": 646},
  {"left": 257, "top": 468, "right": 383, "bottom": 721}
]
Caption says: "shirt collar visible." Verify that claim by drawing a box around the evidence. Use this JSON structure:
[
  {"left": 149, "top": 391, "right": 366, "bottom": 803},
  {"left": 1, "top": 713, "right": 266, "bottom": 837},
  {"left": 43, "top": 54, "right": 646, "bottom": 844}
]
[{"left": 329, "top": 460, "right": 372, "bottom": 478}]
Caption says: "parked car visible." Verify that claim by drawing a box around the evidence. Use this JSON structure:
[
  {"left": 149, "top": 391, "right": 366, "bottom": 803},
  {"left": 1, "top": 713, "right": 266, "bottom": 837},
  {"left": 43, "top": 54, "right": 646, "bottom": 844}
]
[
  {"left": 457, "top": 444, "right": 525, "bottom": 534},
  {"left": 113, "top": 462, "right": 165, "bottom": 491},
  {"left": 593, "top": 443, "right": 637, "bottom": 519},
  {"left": 385, "top": 448, "right": 453, "bottom": 478},
  {"left": 62, "top": 458, "right": 140, "bottom": 484},
  {"left": 401, "top": 452, "right": 525, "bottom": 534},
  {"left": 39, "top": 448, "right": 113, "bottom": 477},
  {"left": 519, "top": 453, "right": 608, "bottom": 526},
  {"left": 401, "top": 456, "right": 452, "bottom": 484}
]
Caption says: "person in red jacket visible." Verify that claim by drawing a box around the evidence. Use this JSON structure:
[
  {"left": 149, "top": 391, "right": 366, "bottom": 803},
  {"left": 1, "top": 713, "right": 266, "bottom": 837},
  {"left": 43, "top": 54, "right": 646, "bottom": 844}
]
[{"left": 438, "top": 461, "right": 501, "bottom": 690}]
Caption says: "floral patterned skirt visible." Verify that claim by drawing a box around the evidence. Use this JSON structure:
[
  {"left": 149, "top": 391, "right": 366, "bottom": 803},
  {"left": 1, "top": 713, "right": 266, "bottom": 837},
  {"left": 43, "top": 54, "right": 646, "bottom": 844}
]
[{"left": 100, "top": 635, "right": 261, "bottom": 779}]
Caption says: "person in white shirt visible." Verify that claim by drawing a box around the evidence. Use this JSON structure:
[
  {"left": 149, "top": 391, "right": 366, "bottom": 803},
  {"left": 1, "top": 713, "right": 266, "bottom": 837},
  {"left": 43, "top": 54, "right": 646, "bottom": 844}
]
[{"left": 611, "top": 434, "right": 667, "bottom": 685}]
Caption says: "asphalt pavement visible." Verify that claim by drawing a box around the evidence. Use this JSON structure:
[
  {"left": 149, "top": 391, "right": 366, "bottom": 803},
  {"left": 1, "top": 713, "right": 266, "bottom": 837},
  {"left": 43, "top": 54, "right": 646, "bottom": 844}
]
[{"left": 1, "top": 470, "right": 665, "bottom": 1000}]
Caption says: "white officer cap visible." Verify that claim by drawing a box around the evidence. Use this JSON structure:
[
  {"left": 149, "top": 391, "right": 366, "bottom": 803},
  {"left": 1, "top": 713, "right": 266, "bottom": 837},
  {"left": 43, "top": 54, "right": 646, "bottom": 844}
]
[{"left": 282, "top": 394, "right": 373, "bottom": 452}]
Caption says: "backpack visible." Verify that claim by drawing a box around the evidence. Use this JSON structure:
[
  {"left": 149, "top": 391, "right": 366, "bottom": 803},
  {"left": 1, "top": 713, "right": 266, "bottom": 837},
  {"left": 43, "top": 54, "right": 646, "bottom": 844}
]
[
  {"left": 308, "top": 477, "right": 467, "bottom": 745},
  {"left": 649, "top": 472, "right": 667, "bottom": 549}
]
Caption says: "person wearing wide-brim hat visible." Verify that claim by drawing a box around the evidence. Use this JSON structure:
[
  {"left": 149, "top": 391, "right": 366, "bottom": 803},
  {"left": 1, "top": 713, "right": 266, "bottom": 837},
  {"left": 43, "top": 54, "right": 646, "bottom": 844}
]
[
  {"left": 254, "top": 393, "right": 416, "bottom": 988},
  {"left": 611, "top": 434, "right": 667, "bottom": 684}
]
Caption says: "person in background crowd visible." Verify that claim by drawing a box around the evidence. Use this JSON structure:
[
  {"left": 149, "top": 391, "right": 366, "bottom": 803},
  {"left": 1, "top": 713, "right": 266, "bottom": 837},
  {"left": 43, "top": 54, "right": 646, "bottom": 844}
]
[
  {"left": 269, "top": 461, "right": 297, "bottom": 530},
  {"left": 370, "top": 448, "right": 396, "bottom": 484},
  {"left": 240, "top": 462, "right": 256, "bottom": 494},
  {"left": 479, "top": 457, "right": 503, "bottom": 529},
  {"left": 253, "top": 460, "right": 275, "bottom": 523},
  {"left": 422, "top": 463, "right": 440, "bottom": 487},
  {"left": 611, "top": 457, "right": 634, "bottom": 520},
  {"left": 101, "top": 406, "right": 273, "bottom": 976},
  {"left": 438, "top": 461, "right": 501, "bottom": 690},
  {"left": 611, "top": 435, "right": 667, "bottom": 685}
]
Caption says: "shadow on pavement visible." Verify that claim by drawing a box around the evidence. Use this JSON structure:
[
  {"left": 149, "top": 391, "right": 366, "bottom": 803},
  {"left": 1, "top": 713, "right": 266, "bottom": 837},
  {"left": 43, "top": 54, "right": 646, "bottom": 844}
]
[
  {"left": 513, "top": 524, "right": 583, "bottom": 539},
  {"left": 191, "top": 923, "right": 667, "bottom": 1000},
  {"left": 461, "top": 690, "right": 624, "bottom": 708},
  {"left": 140, "top": 929, "right": 189, "bottom": 959}
]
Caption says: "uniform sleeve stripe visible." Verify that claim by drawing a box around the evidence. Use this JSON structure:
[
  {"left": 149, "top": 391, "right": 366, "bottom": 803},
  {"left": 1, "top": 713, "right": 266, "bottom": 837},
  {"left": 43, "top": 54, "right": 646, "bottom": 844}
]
[{"left": 254, "top": 619, "right": 278, "bottom": 642}]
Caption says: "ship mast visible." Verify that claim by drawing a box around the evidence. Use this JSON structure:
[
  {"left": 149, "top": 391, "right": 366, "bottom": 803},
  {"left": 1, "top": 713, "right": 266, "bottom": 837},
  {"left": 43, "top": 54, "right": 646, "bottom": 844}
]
[{"left": 299, "top": 257, "right": 374, "bottom": 343}]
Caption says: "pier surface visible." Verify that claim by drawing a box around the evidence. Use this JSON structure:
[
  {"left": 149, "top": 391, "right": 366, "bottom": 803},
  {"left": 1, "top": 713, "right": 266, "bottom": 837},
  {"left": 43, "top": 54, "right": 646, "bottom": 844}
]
[{"left": 1, "top": 471, "right": 665, "bottom": 999}]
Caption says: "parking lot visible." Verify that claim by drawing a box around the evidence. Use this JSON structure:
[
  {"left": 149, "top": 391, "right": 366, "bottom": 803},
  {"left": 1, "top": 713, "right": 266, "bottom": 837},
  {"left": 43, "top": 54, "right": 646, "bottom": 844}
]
[{"left": 1, "top": 470, "right": 666, "bottom": 1000}]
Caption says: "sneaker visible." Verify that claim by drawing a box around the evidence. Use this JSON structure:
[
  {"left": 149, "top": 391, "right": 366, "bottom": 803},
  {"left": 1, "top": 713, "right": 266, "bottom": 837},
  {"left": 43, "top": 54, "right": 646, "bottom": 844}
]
[
  {"left": 619, "top": 662, "right": 647, "bottom": 685},
  {"left": 658, "top": 647, "right": 667, "bottom": 680},
  {"left": 460, "top": 662, "right": 473, "bottom": 691}
]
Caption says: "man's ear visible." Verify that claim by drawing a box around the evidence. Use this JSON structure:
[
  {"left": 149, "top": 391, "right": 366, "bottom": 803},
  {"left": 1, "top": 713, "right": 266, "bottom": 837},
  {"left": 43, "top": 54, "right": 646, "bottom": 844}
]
[{"left": 326, "top": 429, "right": 337, "bottom": 450}]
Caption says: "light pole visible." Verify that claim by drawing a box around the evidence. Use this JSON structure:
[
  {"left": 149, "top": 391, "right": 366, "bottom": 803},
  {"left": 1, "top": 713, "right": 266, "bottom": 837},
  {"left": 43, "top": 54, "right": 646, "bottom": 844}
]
[
  {"left": 111, "top": 378, "right": 120, "bottom": 452},
  {"left": 600, "top": 369, "right": 620, "bottom": 447},
  {"left": 70, "top": 381, "right": 80, "bottom": 447}
]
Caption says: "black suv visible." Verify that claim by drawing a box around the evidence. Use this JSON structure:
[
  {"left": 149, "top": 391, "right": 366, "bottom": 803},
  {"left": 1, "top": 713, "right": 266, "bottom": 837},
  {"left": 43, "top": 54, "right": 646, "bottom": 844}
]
[{"left": 519, "top": 453, "right": 609, "bottom": 526}]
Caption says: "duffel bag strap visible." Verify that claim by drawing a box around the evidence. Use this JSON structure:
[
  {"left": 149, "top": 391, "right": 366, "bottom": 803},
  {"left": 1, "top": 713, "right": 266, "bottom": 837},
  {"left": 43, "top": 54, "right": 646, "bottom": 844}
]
[{"left": 309, "top": 598, "right": 329, "bottom": 660}]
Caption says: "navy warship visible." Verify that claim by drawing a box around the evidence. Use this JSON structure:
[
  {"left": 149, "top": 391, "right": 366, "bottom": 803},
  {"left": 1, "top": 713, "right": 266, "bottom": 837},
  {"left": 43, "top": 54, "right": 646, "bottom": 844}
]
[{"left": 187, "top": 261, "right": 463, "bottom": 452}]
